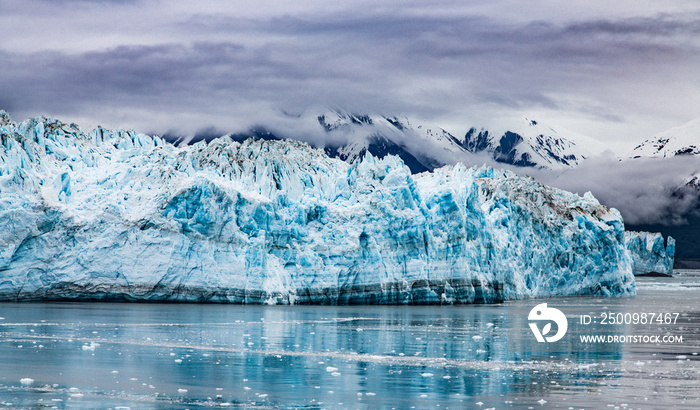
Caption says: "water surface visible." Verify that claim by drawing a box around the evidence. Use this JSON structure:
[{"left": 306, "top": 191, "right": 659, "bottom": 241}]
[{"left": 1, "top": 271, "right": 699, "bottom": 408}]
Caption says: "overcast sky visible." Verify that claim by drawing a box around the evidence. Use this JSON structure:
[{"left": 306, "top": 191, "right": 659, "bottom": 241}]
[{"left": 1, "top": 0, "right": 699, "bottom": 144}]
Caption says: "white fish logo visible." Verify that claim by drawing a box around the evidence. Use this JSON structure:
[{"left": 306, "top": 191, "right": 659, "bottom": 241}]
[{"left": 528, "top": 303, "right": 568, "bottom": 343}]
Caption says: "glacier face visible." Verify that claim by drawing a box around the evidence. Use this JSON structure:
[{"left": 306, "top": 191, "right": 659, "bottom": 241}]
[
  {"left": 0, "top": 112, "right": 635, "bottom": 303},
  {"left": 624, "top": 231, "right": 675, "bottom": 275}
]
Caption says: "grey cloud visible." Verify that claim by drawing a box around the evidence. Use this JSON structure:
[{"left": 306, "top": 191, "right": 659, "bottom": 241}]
[
  {"left": 1, "top": 4, "right": 700, "bottom": 141},
  {"left": 561, "top": 14, "right": 700, "bottom": 37},
  {"left": 0, "top": 42, "right": 318, "bottom": 126},
  {"left": 37, "top": 0, "right": 139, "bottom": 2},
  {"left": 528, "top": 155, "right": 700, "bottom": 225}
]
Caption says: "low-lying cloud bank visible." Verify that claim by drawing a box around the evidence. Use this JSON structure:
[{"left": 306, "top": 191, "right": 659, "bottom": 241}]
[{"left": 526, "top": 153, "right": 699, "bottom": 226}]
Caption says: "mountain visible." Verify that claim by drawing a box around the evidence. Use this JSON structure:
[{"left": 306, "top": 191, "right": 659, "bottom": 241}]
[
  {"left": 173, "top": 109, "right": 594, "bottom": 173},
  {"left": 210, "top": 109, "right": 474, "bottom": 174},
  {"left": 619, "top": 117, "right": 700, "bottom": 263},
  {"left": 628, "top": 117, "right": 700, "bottom": 159},
  {"left": 461, "top": 118, "right": 595, "bottom": 169},
  {"left": 316, "top": 111, "right": 468, "bottom": 173},
  {"left": 623, "top": 117, "right": 700, "bottom": 208},
  {"left": 0, "top": 111, "right": 636, "bottom": 303}
]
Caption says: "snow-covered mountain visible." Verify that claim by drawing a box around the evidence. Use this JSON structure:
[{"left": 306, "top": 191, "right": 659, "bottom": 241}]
[
  {"left": 624, "top": 117, "right": 700, "bottom": 211},
  {"left": 318, "top": 111, "right": 470, "bottom": 172},
  {"left": 180, "top": 110, "right": 594, "bottom": 173},
  {"left": 0, "top": 111, "right": 637, "bottom": 303},
  {"left": 628, "top": 117, "right": 700, "bottom": 159},
  {"left": 219, "top": 109, "right": 473, "bottom": 174},
  {"left": 461, "top": 118, "right": 595, "bottom": 169}
]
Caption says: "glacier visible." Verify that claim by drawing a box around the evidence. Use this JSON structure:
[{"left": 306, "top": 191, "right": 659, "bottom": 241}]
[
  {"left": 624, "top": 231, "right": 675, "bottom": 275},
  {"left": 0, "top": 111, "right": 635, "bottom": 303}
]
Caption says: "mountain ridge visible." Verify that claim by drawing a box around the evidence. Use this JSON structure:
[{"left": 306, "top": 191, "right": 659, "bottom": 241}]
[
  {"left": 627, "top": 117, "right": 700, "bottom": 159},
  {"left": 165, "top": 108, "right": 595, "bottom": 173}
]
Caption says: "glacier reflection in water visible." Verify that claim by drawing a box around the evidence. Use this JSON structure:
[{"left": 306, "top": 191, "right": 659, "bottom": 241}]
[{"left": 1, "top": 272, "right": 700, "bottom": 408}]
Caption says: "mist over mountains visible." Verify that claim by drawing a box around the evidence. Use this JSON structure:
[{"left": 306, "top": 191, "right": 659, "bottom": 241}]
[{"left": 163, "top": 108, "right": 596, "bottom": 172}]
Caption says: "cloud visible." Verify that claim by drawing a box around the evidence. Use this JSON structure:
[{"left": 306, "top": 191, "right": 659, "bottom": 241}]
[
  {"left": 526, "top": 154, "right": 700, "bottom": 225},
  {"left": 0, "top": 2, "right": 699, "bottom": 141}
]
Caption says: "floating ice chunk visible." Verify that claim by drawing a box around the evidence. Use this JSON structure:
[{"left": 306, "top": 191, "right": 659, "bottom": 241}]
[
  {"left": 625, "top": 231, "right": 675, "bottom": 275},
  {"left": 20, "top": 378, "right": 34, "bottom": 385},
  {"left": 421, "top": 373, "right": 434, "bottom": 377},
  {"left": 326, "top": 366, "right": 338, "bottom": 372},
  {"left": 174, "top": 359, "right": 183, "bottom": 363},
  {"left": 178, "top": 388, "right": 188, "bottom": 394},
  {"left": 81, "top": 342, "right": 99, "bottom": 351}
]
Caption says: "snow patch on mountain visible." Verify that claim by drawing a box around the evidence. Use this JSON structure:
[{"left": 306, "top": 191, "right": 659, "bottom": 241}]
[
  {"left": 461, "top": 118, "right": 596, "bottom": 170},
  {"left": 628, "top": 117, "right": 700, "bottom": 159},
  {"left": 315, "top": 109, "right": 470, "bottom": 173},
  {"left": 192, "top": 108, "right": 477, "bottom": 174}
]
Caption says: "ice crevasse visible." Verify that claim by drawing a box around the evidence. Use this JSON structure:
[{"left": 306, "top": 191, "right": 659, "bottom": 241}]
[{"left": 0, "top": 112, "right": 635, "bottom": 303}]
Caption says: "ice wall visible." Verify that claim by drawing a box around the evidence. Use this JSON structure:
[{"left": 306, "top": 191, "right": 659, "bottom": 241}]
[
  {"left": 0, "top": 112, "right": 635, "bottom": 303},
  {"left": 624, "top": 231, "right": 675, "bottom": 275}
]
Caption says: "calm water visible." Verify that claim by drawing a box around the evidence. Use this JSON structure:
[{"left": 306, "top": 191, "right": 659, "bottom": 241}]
[{"left": 1, "top": 272, "right": 700, "bottom": 409}]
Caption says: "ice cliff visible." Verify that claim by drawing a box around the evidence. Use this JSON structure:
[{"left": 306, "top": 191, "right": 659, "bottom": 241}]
[
  {"left": 0, "top": 112, "right": 635, "bottom": 303},
  {"left": 624, "top": 231, "right": 675, "bottom": 275}
]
